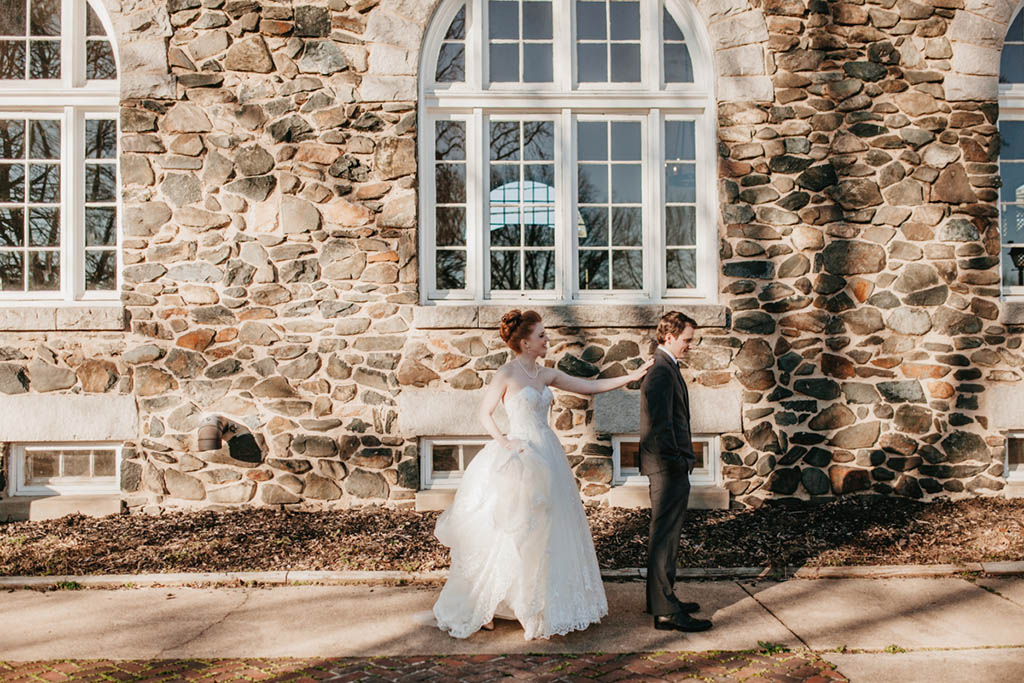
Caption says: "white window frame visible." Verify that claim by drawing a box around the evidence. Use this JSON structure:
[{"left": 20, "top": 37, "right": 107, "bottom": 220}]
[
  {"left": 419, "top": 0, "right": 716, "bottom": 306},
  {"left": 9, "top": 442, "right": 122, "bottom": 495},
  {"left": 0, "top": 0, "right": 121, "bottom": 305},
  {"left": 611, "top": 433, "right": 719, "bottom": 487},
  {"left": 1006, "top": 431, "right": 1024, "bottom": 483},
  {"left": 420, "top": 437, "right": 489, "bottom": 489}
]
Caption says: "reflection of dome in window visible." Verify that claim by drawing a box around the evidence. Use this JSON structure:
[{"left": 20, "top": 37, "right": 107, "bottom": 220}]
[{"left": 489, "top": 180, "right": 587, "bottom": 236}]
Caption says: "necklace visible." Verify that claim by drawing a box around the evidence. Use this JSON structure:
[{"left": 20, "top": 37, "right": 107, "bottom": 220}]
[{"left": 516, "top": 356, "right": 539, "bottom": 379}]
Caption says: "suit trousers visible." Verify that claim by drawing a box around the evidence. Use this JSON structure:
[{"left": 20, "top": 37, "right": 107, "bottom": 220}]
[{"left": 645, "top": 466, "right": 691, "bottom": 615}]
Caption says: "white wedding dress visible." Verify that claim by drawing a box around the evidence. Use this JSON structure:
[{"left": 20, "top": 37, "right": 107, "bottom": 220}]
[{"left": 433, "top": 384, "right": 608, "bottom": 640}]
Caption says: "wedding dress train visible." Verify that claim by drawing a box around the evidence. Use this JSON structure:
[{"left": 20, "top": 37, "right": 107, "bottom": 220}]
[{"left": 433, "top": 385, "right": 608, "bottom": 640}]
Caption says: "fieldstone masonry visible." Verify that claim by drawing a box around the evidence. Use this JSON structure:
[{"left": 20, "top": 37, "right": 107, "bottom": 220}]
[{"left": 2, "top": 0, "right": 1024, "bottom": 513}]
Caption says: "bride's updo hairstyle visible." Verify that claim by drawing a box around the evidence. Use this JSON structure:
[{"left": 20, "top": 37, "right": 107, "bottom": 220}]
[{"left": 499, "top": 309, "right": 542, "bottom": 353}]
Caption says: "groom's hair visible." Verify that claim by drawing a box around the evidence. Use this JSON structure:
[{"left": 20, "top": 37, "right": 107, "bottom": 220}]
[{"left": 656, "top": 311, "right": 697, "bottom": 344}]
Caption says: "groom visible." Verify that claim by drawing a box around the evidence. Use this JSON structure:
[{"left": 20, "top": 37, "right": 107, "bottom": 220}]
[{"left": 639, "top": 311, "right": 712, "bottom": 632}]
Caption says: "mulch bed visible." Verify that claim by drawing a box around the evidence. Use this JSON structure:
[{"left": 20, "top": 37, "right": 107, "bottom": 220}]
[{"left": 1, "top": 497, "right": 1022, "bottom": 576}]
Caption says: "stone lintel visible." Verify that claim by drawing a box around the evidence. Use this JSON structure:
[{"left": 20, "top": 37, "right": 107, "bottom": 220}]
[
  {"left": 718, "top": 76, "right": 775, "bottom": 103},
  {"left": 1003, "top": 301, "right": 1024, "bottom": 325},
  {"left": 0, "top": 395, "right": 138, "bottom": 441},
  {"left": 985, "top": 384, "right": 1024, "bottom": 430},
  {"left": 413, "top": 304, "right": 729, "bottom": 329},
  {"left": 0, "top": 305, "right": 126, "bottom": 331},
  {"left": 397, "top": 389, "right": 508, "bottom": 436},
  {"left": 593, "top": 386, "right": 743, "bottom": 434}
]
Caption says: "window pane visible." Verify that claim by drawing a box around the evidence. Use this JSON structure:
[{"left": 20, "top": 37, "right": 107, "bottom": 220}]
[
  {"left": 611, "top": 164, "right": 641, "bottom": 203},
  {"left": 666, "top": 206, "right": 696, "bottom": 246},
  {"left": 578, "top": 165, "right": 608, "bottom": 203},
  {"left": 663, "top": 8, "right": 683, "bottom": 40},
  {"left": 490, "top": 163, "right": 518, "bottom": 194},
  {"left": 86, "top": 206, "right": 116, "bottom": 246},
  {"left": 26, "top": 451, "right": 59, "bottom": 480},
  {"left": 489, "top": 42, "right": 518, "bottom": 82},
  {"left": 578, "top": 206, "right": 608, "bottom": 247},
  {"left": 0, "top": 207, "right": 23, "bottom": 246},
  {"left": 609, "top": 43, "right": 640, "bottom": 82},
  {"left": 620, "top": 440, "right": 639, "bottom": 469},
  {"left": 94, "top": 450, "right": 117, "bottom": 476},
  {"left": 1009, "top": 438, "right": 1024, "bottom": 477},
  {"left": 609, "top": 1, "right": 639, "bottom": 40},
  {"left": 86, "top": 3, "right": 106, "bottom": 36},
  {"left": 86, "top": 119, "right": 116, "bottom": 159},
  {"left": 0, "top": 251, "right": 23, "bottom": 289},
  {"left": 1003, "top": 246, "right": 1024, "bottom": 287},
  {"left": 0, "top": 120, "right": 25, "bottom": 158},
  {"left": 1004, "top": 45, "right": 1024, "bottom": 84},
  {"left": 1003, "top": 161, "right": 1024, "bottom": 202},
  {"left": 436, "top": 42, "right": 465, "bottom": 82},
  {"left": 612, "top": 249, "right": 642, "bottom": 289},
  {"left": 665, "top": 163, "right": 695, "bottom": 203},
  {"left": 523, "top": 1, "right": 552, "bottom": 39},
  {"left": 85, "top": 164, "right": 116, "bottom": 202},
  {"left": 524, "top": 250, "right": 554, "bottom": 289},
  {"left": 29, "top": 119, "right": 59, "bottom": 159},
  {"left": 435, "top": 120, "right": 466, "bottom": 160},
  {"left": 523, "top": 42, "right": 552, "bottom": 82},
  {"left": 63, "top": 451, "right": 91, "bottom": 477},
  {"left": 577, "top": 121, "right": 607, "bottom": 161},
  {"left": 490, "top": 121, "right": 520, "bottom": 160},
  {"left": 692, "top": 441, "right": 706, "bottom": 469},
  {"left": 579, "top": 249, "right": 608, "bottom": 289},
  {"left": 665, "top": 121, "right": 696, "bottom": 160},
  {"left": 28, "top": 206, "right": 57, "bottom": 246},
  {"left": 490, "top": 210, "right": 519, "bottom": 245},
  {"left": 86, "top": 40, "right": 116, "bottom": 80},
  {"left": 665, "top": 43, "right": 694, "bottom": 83},
  {"left": 85, "top": 249, "right": 116, "bottom": 289},
  {"left": 577, "top": 43, "right": 606, "bottom": 82},
  {"left": 0, "top": 0, "right": 26, "bottom": 35},
  {"left": 0, "top": 40, "right": 26, "bottom": 79},
  {"left": 490, "top": 250, "right": 520, "bottom": 289},
  {"left": 436, "top": 250, "right": 466, "bottom": 289},
  {"left": 29, "top": 163, "right": 59, "bottom": 202},
  {"left": 577, "top": 0, "right": 605, "bottom": 40},
  {"left": 30, "top": 0, "right": 59, "bottom": 35},
  {"left": 524, "top": 219, "right": 554, "bottom": 246},
  {"left": 436, "top": 163, "right": 466, "bottom": 203},
  {"left": 436, "top": 206, "right": 466, "bottom": 247},
  {"left": 523, "top": 163, "right": 554, "bottom": 192},
  {"left": 523, "top": 122, "right": 553, "bottom": 160},
  {"left": 0, "top": 163, "right": 25, "bottom": 201},
  {"left": 611, "top": 206, "right": 641, "bottom": 246},
  {"left": 28, "top": 249, "right": 58, "bottom": 289},
  {"left": 489, "top": 0, "right": 519, "bottom": 39},
  {"left": 667, "top": 248, "right": 696, "bottom": 288},
  {"left": 29, "top": 39, "right": 59, "bottom": 78},
  {"left": 433, "top": 445, "right": 459, "bottom": 472},
  {"left": 445, "top": 5, "right": 465, "bottom": 39}
]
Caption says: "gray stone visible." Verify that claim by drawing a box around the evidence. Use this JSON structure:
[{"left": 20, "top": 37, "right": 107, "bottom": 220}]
[
  {"left": 795, "top": 378, "right": 841, "bottom": 400},
  {"left": 557, "top": 354, "right": 599, "bottom": 377},
  {"left": 830, "top": 422, "right": 881, "bottom": 449},
  {"left": 0, "top": 363, "right": 29, "bottom": 394},
  {"left": 224, "top": 175, "right": 277, "bottom": 201},
  {"left": 291, "top": 434, "right": 338, "bottom": 457},
  {"left": 809, "top": 403, "right": 857, "bottom": 431},
  {"left": 877, "top": 380, "right": 926, "bottom": 403},
  {"left": 280, "top": 354, "right": 321, "bottom": 380},
  {"left": 829, "top": 464, "right": 873, "bottom": 493},
  {"left": 940, "top": 430, "right": 989, "bottom": 463},
  {"left": 161, "top": 173, "right": 201, "bottom": 207},
  {"left": 225, "top": 35, "right": 275, "bottom": 73},
  {"left": 841, "top": 308, "right": 884, "bottom": 335},
  {"left": 822, "top": 240, "right": 886, "bottom": 274},
  {"left": 164, "top": 469, "right": 206, "bottom": 500},
  {"left": 938, "top": 219, "right": 979, "bottom": 242},
  {"left": 207, "top": 480, "right": 257, "bottom": 504},
  {"left": 261, "top": 484, "right": 302, "bottom": 504},
  {"left": 733, "top": 311, "right": 775, "bottom": 335},
  {"left": 298, "top": 40, "right": 348, "bottom": 75},
  {"left": 802, "top": 468, "right": 831, "bottom": 495},
  {"left": 886, "top": 308, "right": 932, "bottom": 335},
  {"left": 893, "top": 263, "right": 940, "bottom": 293},
  {"left": 767, "top": 468, "right": 801, "bottom": 494},
  {"left": 167, "top": 262, "right": 222, "bottom": 283},
  {"left": 27, "top": 361, "right": 76, "bottom": 392},
  {"left": 375, "top": 137, "right": 417, "bottom": 180},
  {"left": 124, "top": 345, "right": 164, "bottom": 364},
  {"left": 895, "top": 405, "right": 933, "bottom": 433},
  {"left": 252, "top": 377, "right": 297, "bottom": 398},
  {"left": 932, "top": 307, "right": 982, "bottom": 336},
  {"left": 281, "top": 195, "right": 322, "bottom": 233},
  {"left": 933, "top": 164, "right": 978, "bottom": 204},
  {"left": 831, "top": 180, "right": 883, "bottom": 209},
  {"left": 903, "top": 285, "right": 948, "bottom": 307},
  {"left": 842, "top": 382, "right": 880, "bottom": 404},
  {"left": 304, "top": 473, "right": 343, "bottom": 500},
  {"left": 163, "top": 103, "right": 212, "bottom": 133},
  {"left": 345, "top": 468, "right": 390, "bottom": 499},
  {"left": 165, "top": 348, "right": 208, "bottom": 379},
  {"left": 205, "top": 359, "right": 242, "bottom": 379},
  {"left": 294, "top": 5, "right": 330, "bottom": 36},
  {"left": 239, "top": 322, "right": 281, "bottom": 345},
  {"left": 236, "top": 145, "right": 275, "bottom": 176},
  {"left": 734, "top": 339, "right": 773, "bottom": 371}
]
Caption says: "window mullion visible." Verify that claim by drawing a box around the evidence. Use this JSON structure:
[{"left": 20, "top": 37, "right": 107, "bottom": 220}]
[
  {"left": 648, "top": 108, "right": 662, "bottom": 300},
  {"left": 645, "top": 0, "right": 662, "bottom": 91},
  {"left": 697, "top": 108, "right": 715, "bottom": 301},
  {"left": 561, "top": 108, "right": 577, "bottom": 302},
  {"left": 473, "top": 0, "right": 487, "bottom": 90},
  {"left": 554, "top": 0, "right": 573, "bottom": 90},
  {"left": 472, "top": 108, "right": 487, "bottom": 300}
]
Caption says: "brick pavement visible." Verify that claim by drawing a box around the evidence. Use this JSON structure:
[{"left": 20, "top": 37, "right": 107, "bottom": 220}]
[{"left": 0, "top": 651, "right": 847, "bottom": 682}]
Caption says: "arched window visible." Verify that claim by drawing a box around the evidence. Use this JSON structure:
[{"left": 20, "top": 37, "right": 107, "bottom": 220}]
[
  {"left": 419, "top": 0, "right": 715, "bottom": 304},
  {"left": 1001, "top": 8, "right": 1024, "bottom": 295},
  {"left": 0, "top": 0, "right": 119, "bottom": 302}
]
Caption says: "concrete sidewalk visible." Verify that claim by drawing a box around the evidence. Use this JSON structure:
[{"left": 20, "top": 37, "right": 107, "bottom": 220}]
[{"left": 1, "top": 576, "right": 1023, "bottom": 681}]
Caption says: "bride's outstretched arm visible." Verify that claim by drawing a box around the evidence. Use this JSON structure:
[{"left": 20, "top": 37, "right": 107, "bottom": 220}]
[
  {"left": 478, "top": 367, "right": 521, "bottom": 451},
  {"left": 547, "top": 358, "right": 653, "bottom": 396}
]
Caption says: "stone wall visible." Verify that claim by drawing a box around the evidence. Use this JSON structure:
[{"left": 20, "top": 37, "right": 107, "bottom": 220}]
[{"left": 3, "top": 0, "right": 1024, "bottom": 512}]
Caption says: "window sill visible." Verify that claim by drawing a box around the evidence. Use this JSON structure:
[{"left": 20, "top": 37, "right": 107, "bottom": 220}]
[
  {"left": 413, "top": 302, "right": 729, "bottom": 329},
  {"left": 0, "top": 304, "right": 125, "bottom": 331},
  {"left": 0, "top": 494, "right": 121, "bottom": 521}
]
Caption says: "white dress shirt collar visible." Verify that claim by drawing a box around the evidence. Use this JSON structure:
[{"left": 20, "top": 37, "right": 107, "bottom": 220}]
[{"left": 657, "top": 346, "right": 679, "bottom": 364}]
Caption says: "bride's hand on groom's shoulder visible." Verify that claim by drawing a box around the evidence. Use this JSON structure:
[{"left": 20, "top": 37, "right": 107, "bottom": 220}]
[{"left": 631, "top": 358, "right": 655, "bottom": 381}]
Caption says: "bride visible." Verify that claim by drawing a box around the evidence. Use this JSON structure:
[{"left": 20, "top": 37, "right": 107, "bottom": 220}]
[{"left": 432, "top": 309, "right": 653, "bottom": 640}]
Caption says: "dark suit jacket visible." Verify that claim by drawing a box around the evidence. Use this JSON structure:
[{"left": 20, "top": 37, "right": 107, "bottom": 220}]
[{"left": 639, "top": 349, "right": 695, "bottom": 475}]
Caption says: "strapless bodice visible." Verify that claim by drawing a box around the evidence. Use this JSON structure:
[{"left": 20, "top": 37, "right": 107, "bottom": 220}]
[{"left": 504, "top": 385, "right": 553, "bottom": 433}]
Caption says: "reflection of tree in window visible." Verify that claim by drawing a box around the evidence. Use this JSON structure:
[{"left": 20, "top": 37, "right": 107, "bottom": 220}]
[{"left": 436, "top": 5, "right": 465, "bottom": 82}]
